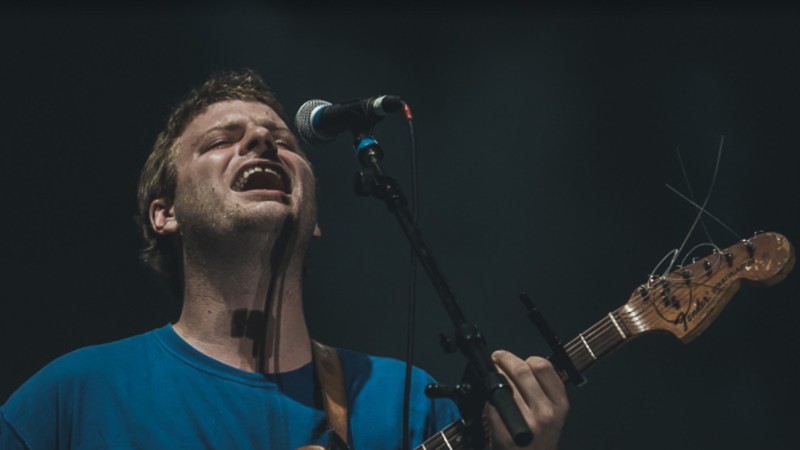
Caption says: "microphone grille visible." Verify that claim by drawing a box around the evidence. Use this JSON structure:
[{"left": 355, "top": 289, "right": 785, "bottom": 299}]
[{"left": 294, "top": 99, "right": 332, "bottom": 146}]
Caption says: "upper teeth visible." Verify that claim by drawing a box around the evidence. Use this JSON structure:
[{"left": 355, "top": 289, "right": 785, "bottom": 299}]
[{"left": 234, "top": 166, "right": 280, "bottom": 191}]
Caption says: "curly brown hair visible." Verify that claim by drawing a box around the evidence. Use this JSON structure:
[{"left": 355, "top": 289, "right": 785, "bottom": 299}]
[{"left": 137, "top": 69, "right": 289, "bottom": 297}]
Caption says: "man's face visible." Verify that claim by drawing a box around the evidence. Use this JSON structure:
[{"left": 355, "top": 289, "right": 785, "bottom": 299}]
[{"left": 168, "top": 100, "right": 317, "bottom": 241}]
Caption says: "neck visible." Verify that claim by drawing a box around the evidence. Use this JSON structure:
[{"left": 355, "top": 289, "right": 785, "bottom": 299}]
[{"left": 173, "top": 220, "right": 312, "bottom": 374}]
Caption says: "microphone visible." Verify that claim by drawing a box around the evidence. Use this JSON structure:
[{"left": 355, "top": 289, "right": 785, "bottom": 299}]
[{"left": 294, "top": 95, "right": 404, "bottom": 146}]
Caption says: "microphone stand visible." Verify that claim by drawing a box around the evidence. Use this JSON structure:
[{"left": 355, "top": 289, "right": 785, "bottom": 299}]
[{"left": 351, "top": 133, "right": 533, "bottom": 448}]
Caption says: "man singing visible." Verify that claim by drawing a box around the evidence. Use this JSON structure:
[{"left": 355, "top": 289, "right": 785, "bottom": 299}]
[{"left": 1, "top": 70, "right": 568, "bottom": 449}]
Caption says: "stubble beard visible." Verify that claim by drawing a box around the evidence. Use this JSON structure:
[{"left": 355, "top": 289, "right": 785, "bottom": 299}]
[{"left": 175, "top": 179, "right": 297, "bottom": 262}]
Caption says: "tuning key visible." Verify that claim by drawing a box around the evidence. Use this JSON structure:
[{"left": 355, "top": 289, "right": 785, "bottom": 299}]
[
  {"left": 639, "top": 285, "right": 651, "bottom": 301},
  {"left": 744, "top": 238, "right": 754, "bottom": 256},
  {"left": 724, "top": 251, "right": 734, "bottom": 265}
]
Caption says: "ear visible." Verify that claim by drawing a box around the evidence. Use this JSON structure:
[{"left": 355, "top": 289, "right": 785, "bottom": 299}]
[
  {"left": 149, "top": 198, "right": 179, "bottom": 236},
  {"left": 312, "top": 223, "right": 322, "bottom": 239}
]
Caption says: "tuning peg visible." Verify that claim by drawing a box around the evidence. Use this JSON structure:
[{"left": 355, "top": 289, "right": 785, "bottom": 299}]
[
  {"left": 724, "top": 251, "right": 734, "bottom": 265},
  {"left": 743, "top": 238, "right": 755, "bottom": 256},
  {"left": 639, "top": 284, "right": 651, "bottom": 300}
]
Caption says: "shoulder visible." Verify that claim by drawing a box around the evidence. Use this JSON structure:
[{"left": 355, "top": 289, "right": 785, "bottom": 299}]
[
  {"left": 1, "top": 326, "right": 167, "bottom": 448},
  {"left": 336, "top": 348, "right": 437, "bottom": 387},
  {"left": 33, "top": 327, "right": 161, "bottom": 382},
  {"left": 3, "top": 326, "right": 165, "bottom": 410},
  {"left": 334, "top": 348, "right": 452, "bottom": 414}
]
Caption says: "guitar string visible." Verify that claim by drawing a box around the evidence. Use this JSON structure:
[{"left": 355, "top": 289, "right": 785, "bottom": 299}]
[
  {"left": 562, "top": 320, "right": 620, "bottom": 366},
  {"left": 563, "top": 271, "right": 725, "bottom": 369},
  {"left": 419, "top": 421, "right": 476, "bottom": 450},
  {"left": 419, "top": 263, "right": 741, "bottom": 450},
  {"left": 563, "top": 312, "right": 624, "bottom": 355},
  {"left": 562, "top": 258, "right": 733, "bottom": 368},
  {"left": 623, "top": 238, "right": 742, "bottom": 325},
  {"left": 563, "top": 321, "right": 619, "bottom": 369},
  {"left": 425, "top": 239, "right": 757, "bottom": 450},
  {"left": 618, "top": 256, "right": 727, "bottom": 329},
  {"left": 564, "top": 277, "right": 710, "bottom": 357},
  {"left": 559, "top": 236, "right": 750, "bottom": 369},
  {"left": 618, "top": 234, "right": 734, "bottom": 317},
  {"left": 424, "top": 258, "right": 745, "bottom": 449},
  {"left": 565, "top": 241, "right": 738, "bottom": 354},
  {"left": 441, "top": 418, "right": 489, "bottom": 450},
  {"left": 418, "top": 406, "right": 492, "bottom": 450},
  {"left": 566, "top": 317, "right": 632, "bottom": 370},
  {"left": 562, "top": 245, "right": 730, "bottom": 355},
  {"left": 420, "top": 419, "right": 461, "bottom": 450}
]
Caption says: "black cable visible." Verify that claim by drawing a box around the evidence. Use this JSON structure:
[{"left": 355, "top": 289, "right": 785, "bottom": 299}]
[{"left": 401, "top": 102, "right": 418, "bottom": 450}]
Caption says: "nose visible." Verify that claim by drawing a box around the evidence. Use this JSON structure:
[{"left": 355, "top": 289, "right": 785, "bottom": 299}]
[{"left": 240, "top": 125, "right": 278, "bottom": 159}]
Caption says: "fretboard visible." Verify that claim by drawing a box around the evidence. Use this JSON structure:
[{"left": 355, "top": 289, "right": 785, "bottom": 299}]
[
  {"left": 414, "top": 308, "right": 632, "bottom": 450},
  {"left": 560, "top": 308, "right": 631, "bottom": 376},
  {"left": 414, "top": 419, "right": 485, "bottom": 450}
]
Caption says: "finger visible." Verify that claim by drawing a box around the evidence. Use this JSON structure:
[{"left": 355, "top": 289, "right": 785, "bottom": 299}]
[
  {"left": 492, "top": 350, "right": 546, "bottom": 412},
  {"left": 524, "top": 356, "right": 569, "bottom": 409},
  {"left": 492, "top": 350, "right": 570, "bottom": 429}
]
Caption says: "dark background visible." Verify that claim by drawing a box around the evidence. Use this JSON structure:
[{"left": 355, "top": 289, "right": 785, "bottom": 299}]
[{"left": 2, "top": 3, "right": 799, "bottom": 449}]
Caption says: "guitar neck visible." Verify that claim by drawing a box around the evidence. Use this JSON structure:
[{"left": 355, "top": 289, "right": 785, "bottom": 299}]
[
  {"left": 415, "top": 231, "right": 796, "bottom": 450},
  {"left": 560, "top": 308, "right": 632, "bottom": 377},
  {"left": 415, "top": 309, "right": 631, "bottom": 450}
]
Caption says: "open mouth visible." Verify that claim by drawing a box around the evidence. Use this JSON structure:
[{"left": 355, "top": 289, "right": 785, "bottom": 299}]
[{"left": 232, "top": 163, "right": 290, "bottom": 193}]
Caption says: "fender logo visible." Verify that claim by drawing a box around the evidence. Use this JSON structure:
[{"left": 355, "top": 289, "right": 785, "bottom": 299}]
[
  {"left": 674, "top": 295, "right": 712, "bottom": 330},
  {"left": 674, "top": 259, "right": 750, "bottom": 331},
  {"left": 686, "top": 296, "right": 711, "bottom": 323}
]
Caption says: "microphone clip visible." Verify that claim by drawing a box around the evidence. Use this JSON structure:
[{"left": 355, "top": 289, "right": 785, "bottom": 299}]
[{"left": 353, "top": 134, "right": 384, "bottom": 167}]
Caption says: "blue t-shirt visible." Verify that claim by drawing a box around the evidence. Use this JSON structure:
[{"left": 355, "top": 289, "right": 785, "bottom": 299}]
[{"left": 1, "top": 325, "right": 458, "bottom": 449}]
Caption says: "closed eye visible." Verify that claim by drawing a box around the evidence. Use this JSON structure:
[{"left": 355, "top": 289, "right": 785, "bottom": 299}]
[
  {"left": 208, "top": 140, "right": 233, "bottom": 150},
  {"left": 275, "top": 139, "right": 293, "bottom": 150}
]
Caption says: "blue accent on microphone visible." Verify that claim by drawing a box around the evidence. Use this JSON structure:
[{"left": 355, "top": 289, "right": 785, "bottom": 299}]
[
  {"left": 311, "top": 108, "right": 323, "bottom": 128},
  {"left": 356, "top": 138, "right": 379, "bottom": 154}
]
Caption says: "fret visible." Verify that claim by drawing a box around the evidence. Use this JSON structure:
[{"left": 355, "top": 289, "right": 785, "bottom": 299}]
[
  {"left": 415, "top": 310, "right": 633, "bottom": 450},
  {"left": 440, "top": 430, "right": 454, "bottom": 450},
  {"left": 416, "top": 418, "right": 489, "bottom": 450},
  {"left": 409, "top": 231, "right": 795, "bottom": 450},
  {"left": 564, "top": 309, "right": 629, "bottom": 374},
  {"left": 578, "top": 334, "right": 596, "bottom": 360},
  {"left": 607, "top": 312, "right": 626, "bottom": 339}
]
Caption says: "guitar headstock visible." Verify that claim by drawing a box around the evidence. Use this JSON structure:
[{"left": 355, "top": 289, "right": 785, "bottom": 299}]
[{"left": 621, "top": 232, "right": 795, "bottom": 343}]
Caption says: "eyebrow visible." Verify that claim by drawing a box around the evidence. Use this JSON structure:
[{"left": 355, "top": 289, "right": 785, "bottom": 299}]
[
  {"left": 196, "top": 116, "right": 290, "bottom": 141},
  {"left": 192, "top": 117, "right": 306, "bottom": 156}
]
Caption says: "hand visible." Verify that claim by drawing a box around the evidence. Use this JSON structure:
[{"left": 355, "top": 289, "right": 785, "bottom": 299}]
[{"left": 486, "top": 350, "right": 569, "bottom": 450}]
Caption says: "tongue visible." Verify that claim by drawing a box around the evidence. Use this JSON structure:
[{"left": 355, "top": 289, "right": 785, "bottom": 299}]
[{"left": 243, "top": 172, "right": 285, "bottom": 192}]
